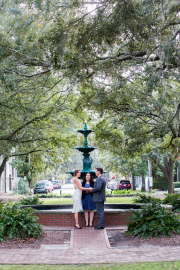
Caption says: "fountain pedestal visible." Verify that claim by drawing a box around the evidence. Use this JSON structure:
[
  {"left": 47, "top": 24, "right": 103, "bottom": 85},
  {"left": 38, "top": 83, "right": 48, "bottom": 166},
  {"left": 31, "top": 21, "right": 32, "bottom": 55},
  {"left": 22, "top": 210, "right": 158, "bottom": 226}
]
[{"left": 67, "top": 123, "right": 97, "bottom": 178}]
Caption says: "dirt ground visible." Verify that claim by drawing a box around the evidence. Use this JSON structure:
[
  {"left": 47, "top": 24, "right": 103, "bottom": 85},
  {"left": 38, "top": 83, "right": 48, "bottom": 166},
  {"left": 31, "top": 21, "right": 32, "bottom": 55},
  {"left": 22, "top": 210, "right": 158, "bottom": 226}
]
[
  {"left": 0, "top": 230, "right": 71, "bottom": 249},
  {"left": 107, "top": 229, "right": 180, "bottom": 249}
]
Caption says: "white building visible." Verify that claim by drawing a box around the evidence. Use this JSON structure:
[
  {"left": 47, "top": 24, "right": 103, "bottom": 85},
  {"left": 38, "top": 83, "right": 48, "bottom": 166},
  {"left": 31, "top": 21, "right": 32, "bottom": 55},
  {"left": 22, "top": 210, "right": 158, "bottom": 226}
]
[{"left": 0, "top": 157, "right": 18, "bottom": 193}]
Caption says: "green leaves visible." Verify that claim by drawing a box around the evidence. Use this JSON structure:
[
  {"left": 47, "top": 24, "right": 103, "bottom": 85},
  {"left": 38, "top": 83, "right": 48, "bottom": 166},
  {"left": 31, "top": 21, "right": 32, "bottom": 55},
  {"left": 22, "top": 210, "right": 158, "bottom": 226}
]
[
  {"left": 133, "top": 193, "right": 161, "bottom": 204},
  {"left": 19, "top": 195, "right": 43, "bottom": 205},
  {"left": 0, "top": 201, "right": 43, "bottom": 241},
  {"left": 126, "top": 201, "right": 180, "bottom": 238}
]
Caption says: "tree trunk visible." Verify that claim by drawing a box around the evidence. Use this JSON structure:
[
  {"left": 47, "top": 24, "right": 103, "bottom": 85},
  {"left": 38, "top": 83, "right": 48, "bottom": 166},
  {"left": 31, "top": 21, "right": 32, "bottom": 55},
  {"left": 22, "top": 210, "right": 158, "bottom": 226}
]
[
  {"left": 28, "top": 178, "right": 31, "bottom": 189},
  {"left": 141, "top": 173, "right": 146, "bottom": 192},
  {"left": 154, "top": 157, "right": 175, "bottom": 194},
  {"left": 132, "top": 175, "right": 136, "bottom": 190},
  {"left": 0, "top": 156, "right": 8, "bottom": 194},
  {"left": 0, "top": 156, "right": 8, "bottom": 178}
]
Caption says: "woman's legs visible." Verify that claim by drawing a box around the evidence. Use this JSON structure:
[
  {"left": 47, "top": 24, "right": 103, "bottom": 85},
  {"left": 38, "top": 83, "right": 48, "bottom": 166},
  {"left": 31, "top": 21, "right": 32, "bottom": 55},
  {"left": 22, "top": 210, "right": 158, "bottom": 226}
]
[
  {"left": 84, "top": 210, "right": 89, "bottom": 226},
  {"left": 89, "top": 210, "right": 94, "bottom": 226},
  {"left": 74, "top": 212, "right": 79, "bottom": 225}
]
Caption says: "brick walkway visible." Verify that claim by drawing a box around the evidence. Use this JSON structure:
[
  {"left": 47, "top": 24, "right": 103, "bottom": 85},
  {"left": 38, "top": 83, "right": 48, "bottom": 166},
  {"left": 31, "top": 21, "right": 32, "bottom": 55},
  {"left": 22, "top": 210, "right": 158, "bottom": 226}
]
[
  {"left": 72, "top": 226, "right": 107, "bottom": 249},
  {"left": 1, "top": 226, "right": 180, "bottom": 264}
]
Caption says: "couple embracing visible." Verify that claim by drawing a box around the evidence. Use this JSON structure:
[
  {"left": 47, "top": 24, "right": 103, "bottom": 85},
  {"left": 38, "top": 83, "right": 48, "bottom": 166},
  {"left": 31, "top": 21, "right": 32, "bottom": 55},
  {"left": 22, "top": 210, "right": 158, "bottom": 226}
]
[{"left": 72, "top": 167, "right": 106, "bottom": 230}]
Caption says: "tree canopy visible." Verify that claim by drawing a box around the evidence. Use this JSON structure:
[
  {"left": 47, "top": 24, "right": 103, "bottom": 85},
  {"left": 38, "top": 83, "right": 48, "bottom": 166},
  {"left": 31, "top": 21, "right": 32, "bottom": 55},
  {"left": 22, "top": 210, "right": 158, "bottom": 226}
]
[{"left": 0, "top": 0, "right": 180, "bottom": 192}]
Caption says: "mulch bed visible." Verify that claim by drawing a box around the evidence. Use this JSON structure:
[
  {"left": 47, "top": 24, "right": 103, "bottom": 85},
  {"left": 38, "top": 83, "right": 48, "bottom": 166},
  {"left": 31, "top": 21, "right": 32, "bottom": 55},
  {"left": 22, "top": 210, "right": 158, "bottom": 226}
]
[
  {"left": 0, "top": 230, "right": 71, "bottom": 249},
  {"left": 107, "top": 229, "right": 180, "bottom": 248}
]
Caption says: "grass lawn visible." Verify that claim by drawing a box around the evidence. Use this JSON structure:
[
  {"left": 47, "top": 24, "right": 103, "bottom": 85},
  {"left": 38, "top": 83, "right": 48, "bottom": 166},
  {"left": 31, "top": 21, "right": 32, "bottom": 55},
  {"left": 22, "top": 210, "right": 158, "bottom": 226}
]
[
  {"left": 41, "top": 196, "right": 134, "bottom": 205},
  {"left": 0, "top": 262, "right": 180, "bottom": 269}
]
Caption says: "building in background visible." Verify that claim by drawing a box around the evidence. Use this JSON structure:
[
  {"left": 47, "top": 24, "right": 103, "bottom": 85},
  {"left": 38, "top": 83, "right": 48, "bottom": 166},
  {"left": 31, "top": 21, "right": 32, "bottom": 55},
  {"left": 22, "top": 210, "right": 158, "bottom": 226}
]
[{"left": 0, "top": 157, "right": 18, "bottom": 193}]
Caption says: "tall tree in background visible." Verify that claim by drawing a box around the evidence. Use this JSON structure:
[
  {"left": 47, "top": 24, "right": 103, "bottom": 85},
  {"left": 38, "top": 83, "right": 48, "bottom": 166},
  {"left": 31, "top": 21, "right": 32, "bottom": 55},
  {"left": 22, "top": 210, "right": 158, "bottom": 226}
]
[{"left": 73, "top": 0, "right": 180, "bottom": 193}]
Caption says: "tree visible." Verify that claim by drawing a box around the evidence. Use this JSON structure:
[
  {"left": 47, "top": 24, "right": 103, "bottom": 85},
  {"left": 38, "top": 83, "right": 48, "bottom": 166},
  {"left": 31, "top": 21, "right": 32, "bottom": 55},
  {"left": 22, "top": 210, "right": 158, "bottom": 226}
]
[
  {"left": 1, "top": 0, "right": 180, "bottom": 194},
  {"left": 0, "top": 0, "right": 87, "bottom": 181},
  {"left": 71, "top": 0, "right": 180, "bottom": 193}
]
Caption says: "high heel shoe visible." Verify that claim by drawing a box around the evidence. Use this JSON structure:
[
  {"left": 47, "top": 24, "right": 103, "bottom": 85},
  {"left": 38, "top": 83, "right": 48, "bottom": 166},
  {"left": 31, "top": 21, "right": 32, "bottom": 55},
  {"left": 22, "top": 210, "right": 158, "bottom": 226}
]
[
  {"left": 85, "top": 225, "right": 89, "bottom": 227},
  {"left": 74, "top": 224, "right": 82, "bottom": 229}
]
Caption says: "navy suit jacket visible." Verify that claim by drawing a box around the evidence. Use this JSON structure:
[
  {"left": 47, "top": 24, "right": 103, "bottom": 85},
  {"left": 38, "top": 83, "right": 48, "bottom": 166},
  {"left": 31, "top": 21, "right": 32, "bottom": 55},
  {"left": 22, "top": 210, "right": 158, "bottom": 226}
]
[{"left": 92, "top": 175, "right": 106, "bottom": 202}]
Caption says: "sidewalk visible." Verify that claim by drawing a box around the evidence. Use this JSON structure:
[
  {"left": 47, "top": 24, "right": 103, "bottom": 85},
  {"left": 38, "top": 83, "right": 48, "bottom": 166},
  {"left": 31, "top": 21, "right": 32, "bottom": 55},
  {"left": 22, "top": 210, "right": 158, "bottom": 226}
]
[{"left": 1, "top": 226, "right": 180, "bottom": 264}]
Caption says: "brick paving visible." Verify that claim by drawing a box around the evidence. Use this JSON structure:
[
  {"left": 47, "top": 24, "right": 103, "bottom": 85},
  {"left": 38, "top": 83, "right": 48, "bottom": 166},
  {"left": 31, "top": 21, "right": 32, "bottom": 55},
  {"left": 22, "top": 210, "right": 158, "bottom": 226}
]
[
  {"left": 72, "top": 226, "right": 107, "bottom": 249},
  {"left": 1, "top": 226, "right": 180, "bottom": 264}
]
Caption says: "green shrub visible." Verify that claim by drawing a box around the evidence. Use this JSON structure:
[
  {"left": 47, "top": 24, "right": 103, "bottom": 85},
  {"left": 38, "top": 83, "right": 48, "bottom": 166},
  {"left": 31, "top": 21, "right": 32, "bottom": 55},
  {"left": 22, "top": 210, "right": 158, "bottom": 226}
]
[
  {"left": 19, "top": 195, "right": 43, "bottom": 205},
  {"left": 113, "top": 189, "right": 133, "bottom": 195},
  {"left": 174, "top": 182, "right": 180, "bottom": 188},
  {"left": 163, "top": 194, "right": 180, "bottom": 211},
  {"left": 38, "top": 192, "right": 72, "bottom": 198},
  {"left": 133, "top": 193, "right": 161, "bottom": 204},
  {"left": 126, "top": 202, "right": 180, "bottom": 238},
  {"left": 153, "top": 177, "right": 168, "bottom": 191},
  {"left": 13, "top": 178, "right": 30, "bottom": 195},
  {"left": 0, "top": 201, "right": 43, "bottom": 241}
]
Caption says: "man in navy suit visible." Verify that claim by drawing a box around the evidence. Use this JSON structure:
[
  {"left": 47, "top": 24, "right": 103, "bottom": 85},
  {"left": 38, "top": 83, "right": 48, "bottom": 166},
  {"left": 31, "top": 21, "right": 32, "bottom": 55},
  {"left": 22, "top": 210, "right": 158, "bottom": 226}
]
[{"left": 90, "top": 167, "right": 106, "bottom": 230}]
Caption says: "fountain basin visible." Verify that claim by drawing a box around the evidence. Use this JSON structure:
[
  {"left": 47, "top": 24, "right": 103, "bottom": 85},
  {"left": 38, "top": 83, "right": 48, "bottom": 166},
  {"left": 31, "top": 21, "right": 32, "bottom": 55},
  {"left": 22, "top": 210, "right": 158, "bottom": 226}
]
[{"left": 21, "top": 204, "right": 144, "bottom": 227}]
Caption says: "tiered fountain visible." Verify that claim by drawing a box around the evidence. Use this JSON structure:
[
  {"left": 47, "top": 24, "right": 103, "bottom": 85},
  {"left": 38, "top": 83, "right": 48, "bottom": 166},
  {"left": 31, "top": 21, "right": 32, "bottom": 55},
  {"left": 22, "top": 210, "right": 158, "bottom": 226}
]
[
  {"left": 22, "top": 123, "right": 172, "bottom": 227},
  {"left": 67, "top": 123, "right": 97, "bottom": 179}
]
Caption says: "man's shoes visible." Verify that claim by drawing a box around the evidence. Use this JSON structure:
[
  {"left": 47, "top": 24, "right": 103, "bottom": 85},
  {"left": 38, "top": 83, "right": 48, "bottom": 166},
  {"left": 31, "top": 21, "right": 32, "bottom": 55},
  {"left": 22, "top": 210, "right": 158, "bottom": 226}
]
[{"left": 94, "top": 225, "right": 104, "bottom": 230}]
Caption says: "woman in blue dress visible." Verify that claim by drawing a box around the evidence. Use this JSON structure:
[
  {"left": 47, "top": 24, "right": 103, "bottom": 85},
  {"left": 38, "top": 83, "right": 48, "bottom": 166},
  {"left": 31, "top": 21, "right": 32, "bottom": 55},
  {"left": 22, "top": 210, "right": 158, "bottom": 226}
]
[{"left": 82, "top": 173, "right": 96, "bottom": 227}]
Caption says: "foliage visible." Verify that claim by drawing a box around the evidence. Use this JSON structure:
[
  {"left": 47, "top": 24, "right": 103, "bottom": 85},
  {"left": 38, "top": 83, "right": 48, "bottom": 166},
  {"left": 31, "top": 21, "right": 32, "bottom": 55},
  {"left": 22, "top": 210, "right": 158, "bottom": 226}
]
[
  {"left": 0, "top": 202, "right": 43, "bottom": 241},
  {"left": 133, "top": 193, "right": 161, "bottom": 204},
  {"left": 0, "top": 200, "right": 4, "bottom": 210},
  {"left": 153, "top": 177, "right": 168, "bottom": 191},
  {"left": 163, "top": 194, "right": 180, "bottom": 212},
  {"left": 174, "top": 182, "right": 180, "bottom": 188},
  {"left": 2, "top": 262, "right": 180, "bottom": 270},
  {"left": 1, "top": 262, "right": 180, "bottom": 270},
  {"left": 38, "top": 193, "right": 72, "bottom": 198},
  {"left": 19, "top": 195, "right": 43, "bottom": 205},
  {"left": 0, "top": 0, "right": 180, "bottom": 194},
  {"left": 113, "top": 189, "right": 133, "bottom": 195},
  {"left": 74, "top": 0, "right": 180, "bottom": 194},
  {"left": 126, "top": 202, "right": 180, "bottom": 238},
  {"left": 0, "top": 0, "right": 86, "bottom": 178},
  {"left": 13, "top": 179, "right": 30, "bottom": 195}
]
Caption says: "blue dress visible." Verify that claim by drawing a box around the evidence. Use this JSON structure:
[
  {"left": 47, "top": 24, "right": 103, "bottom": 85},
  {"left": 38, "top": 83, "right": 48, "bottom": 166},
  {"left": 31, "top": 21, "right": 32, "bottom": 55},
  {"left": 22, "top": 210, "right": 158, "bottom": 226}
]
[{"left": 82, "top": 183, "right": 96, "bottom": 210}]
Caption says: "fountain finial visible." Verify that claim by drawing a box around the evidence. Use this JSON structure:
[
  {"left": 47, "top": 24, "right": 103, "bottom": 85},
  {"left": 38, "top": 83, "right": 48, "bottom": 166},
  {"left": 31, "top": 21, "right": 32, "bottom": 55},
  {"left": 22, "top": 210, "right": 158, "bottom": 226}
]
[{"left": 84, "top": 122, "right": 87, "bottom": 130}]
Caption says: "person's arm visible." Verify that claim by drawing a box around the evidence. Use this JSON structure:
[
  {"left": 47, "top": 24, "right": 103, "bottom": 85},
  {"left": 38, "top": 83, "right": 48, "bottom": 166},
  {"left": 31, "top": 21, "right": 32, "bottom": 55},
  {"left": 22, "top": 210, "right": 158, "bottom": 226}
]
[
  {"left": 90, "top": 178, "right": 103, "bottom": 193},
  {"left": 74, "top": 179, "right": 88, "bottom": 191},
  {"left": 82, "top": 182, "right": 86, "bottom": 194}
]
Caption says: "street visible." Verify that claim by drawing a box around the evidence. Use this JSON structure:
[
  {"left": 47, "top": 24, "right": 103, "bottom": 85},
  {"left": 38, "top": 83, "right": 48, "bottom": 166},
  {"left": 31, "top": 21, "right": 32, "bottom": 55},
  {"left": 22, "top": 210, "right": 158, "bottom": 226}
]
[{"left": 52, "top": 184, "right": 74, "bottom": 195}]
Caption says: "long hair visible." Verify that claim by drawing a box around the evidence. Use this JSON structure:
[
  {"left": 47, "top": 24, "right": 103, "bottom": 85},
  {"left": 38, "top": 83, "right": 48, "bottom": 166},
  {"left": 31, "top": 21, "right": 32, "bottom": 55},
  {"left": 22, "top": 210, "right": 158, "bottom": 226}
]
[
  {"left": 82, "top": 173, "right": 94, "bottom": 184},
  {"left": 74, "top": 170, "right": 80, "bottom": 177}
]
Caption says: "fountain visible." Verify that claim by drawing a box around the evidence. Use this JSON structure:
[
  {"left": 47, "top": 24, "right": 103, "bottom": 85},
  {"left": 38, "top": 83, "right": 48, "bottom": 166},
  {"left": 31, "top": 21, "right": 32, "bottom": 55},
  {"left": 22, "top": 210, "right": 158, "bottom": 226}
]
[
  {"left": 67, "top": 123, "right": 97, "bottom": 179},
  {"left": 21, "top": 123, "right": 172, "bottom": 227}
]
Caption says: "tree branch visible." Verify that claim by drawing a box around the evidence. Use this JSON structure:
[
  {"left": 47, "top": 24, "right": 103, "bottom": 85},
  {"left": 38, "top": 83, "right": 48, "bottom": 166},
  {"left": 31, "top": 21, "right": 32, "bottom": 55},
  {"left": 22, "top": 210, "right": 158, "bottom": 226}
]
[{"left": 171, "top": 29, "right": 180, "bottom": 41}]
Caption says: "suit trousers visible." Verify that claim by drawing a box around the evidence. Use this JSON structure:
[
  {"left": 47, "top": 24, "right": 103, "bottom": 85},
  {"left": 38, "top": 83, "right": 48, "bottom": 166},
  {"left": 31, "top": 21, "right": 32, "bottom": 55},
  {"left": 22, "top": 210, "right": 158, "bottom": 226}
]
[{"left": 95, "top": 201, "right": 104, "bottom": 228}]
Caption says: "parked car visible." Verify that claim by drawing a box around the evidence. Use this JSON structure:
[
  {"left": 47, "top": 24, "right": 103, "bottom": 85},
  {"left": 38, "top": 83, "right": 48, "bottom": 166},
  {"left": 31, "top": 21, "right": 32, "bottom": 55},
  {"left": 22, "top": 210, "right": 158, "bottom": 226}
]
[
  {"left": 34, "top": 180, "right": 53, "bottom": 194},
  {"left": 52, "top": 180, "right": 61, "bottom": 189},
  {"left": 118, "top": 180, "right": 131, "bottom": 190}
]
